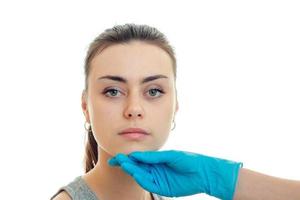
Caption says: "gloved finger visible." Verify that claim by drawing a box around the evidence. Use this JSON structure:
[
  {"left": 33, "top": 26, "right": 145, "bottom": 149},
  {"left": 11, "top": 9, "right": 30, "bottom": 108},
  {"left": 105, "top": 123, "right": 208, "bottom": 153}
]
[
  {"left": 108, "top": 153, "right": 138, "bottom": 167},
  {"left": 128, "top": 150, "right": 179, "bottom": 164},
  {"left": 121, "top": 162, "right": 154, "bottom": 182},
  {"left": 108, "top": 157, "right": 119, "bottom": 166},
  {"left": 132, "top": 173, "right": 161, "bottom": 196},
  {"left": 109, "top": 155, "right": 153, "bottom": 174}
]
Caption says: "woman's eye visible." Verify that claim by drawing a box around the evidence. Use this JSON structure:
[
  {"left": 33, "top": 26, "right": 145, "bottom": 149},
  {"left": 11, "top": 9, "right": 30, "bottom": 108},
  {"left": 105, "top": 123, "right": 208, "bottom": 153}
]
[
  {"left": 102, "top": 88, "right": 122, "bottom": 97},
  {"left": 147, "top": 88, "right": 165, "bottom": 97}
]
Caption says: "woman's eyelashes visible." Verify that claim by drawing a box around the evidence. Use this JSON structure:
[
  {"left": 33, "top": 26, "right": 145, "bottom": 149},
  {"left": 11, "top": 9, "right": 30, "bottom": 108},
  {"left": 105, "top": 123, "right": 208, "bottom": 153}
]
[{"left": 101, "top": 87, "right": 165, "bottom": 98}]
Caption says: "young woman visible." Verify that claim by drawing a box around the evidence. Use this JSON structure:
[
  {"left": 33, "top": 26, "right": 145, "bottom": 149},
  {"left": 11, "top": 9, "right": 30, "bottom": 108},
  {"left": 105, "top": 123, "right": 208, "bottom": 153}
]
[{"left": 51, "top": 23, "right": 179, "bottom": 200}]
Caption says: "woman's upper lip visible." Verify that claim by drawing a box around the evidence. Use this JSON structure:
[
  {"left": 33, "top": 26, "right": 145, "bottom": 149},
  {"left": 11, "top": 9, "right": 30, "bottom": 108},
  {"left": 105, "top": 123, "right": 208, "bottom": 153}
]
[{"left": 119, "top": 127, "right": 149, "bottom": 135}]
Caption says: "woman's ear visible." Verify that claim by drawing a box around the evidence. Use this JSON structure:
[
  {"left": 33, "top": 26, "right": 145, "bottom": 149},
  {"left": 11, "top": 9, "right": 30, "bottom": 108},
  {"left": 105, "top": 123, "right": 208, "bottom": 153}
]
[
  {"left": 176, "top": 100, "right": 179, "bottom": 113},
  {"left": 172, "top": 100, "right": 179, "bottom": 122},
  {"left": 175, "top": 97, "right": 179, "bottom": 115},
  {"left": 81, "top": 90, "right": 90, "bottom": 122}
]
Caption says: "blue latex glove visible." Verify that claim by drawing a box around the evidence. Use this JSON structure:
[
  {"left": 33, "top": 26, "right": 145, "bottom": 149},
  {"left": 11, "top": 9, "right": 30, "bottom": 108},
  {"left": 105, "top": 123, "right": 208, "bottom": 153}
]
[{"left": 108, "top": 150, "right": 243, "bottom": 200}]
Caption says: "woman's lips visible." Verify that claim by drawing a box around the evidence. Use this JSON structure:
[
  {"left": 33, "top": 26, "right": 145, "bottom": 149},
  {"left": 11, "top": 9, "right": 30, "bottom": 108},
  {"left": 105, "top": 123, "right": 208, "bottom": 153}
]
[
  {"left": 119, "top": 132, "right": 149, "bottom": 140},
  {"left": 120, "top": 127, "right": 149, "bottom": 134},
  {"left": 119, "top": 127, "right": 150, "bottom": 140}
]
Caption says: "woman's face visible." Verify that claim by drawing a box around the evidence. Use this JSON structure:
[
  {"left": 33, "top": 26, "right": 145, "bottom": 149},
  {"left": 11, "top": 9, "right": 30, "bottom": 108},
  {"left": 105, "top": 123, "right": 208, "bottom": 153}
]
[{"left": 81, "top": 41, "right": 179, "bottom": 156}]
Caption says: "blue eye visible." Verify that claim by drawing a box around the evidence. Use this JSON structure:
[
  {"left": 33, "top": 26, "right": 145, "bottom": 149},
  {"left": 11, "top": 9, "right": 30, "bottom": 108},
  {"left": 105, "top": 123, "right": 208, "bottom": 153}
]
[
  {"left": 148, "top": 88, "right": 164, "bottom": 97},
  {"left": 102, "top": 88, "right": 121, "bottom": 97}
]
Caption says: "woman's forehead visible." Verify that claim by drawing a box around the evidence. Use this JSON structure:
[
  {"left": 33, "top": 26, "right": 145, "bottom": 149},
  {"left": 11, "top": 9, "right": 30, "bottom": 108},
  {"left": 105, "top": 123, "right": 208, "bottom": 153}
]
[{"left": 90, "top": 41, "right": 173, "bottom": 75}]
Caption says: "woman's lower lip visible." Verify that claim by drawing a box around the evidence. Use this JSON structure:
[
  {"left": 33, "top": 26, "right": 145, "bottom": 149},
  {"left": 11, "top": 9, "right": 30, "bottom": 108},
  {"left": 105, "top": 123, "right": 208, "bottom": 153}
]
[{"left": 120, "top": 132, "right": 149, "bottom": 140}]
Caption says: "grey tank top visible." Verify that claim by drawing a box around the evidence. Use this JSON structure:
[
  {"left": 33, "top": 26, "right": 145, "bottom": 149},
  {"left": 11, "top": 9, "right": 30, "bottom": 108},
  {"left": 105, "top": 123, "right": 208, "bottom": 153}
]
[{"left": 50, "top": 176, "right": 171, "bottom": 200}]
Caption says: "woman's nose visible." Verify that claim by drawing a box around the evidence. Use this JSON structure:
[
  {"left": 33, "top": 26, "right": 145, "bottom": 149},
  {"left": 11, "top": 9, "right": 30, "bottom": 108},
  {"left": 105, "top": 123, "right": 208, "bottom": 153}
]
[
  {"left": 124, "top": 96, "right": 144, "bottom": 119},
  {"left": 126, "top": 112, "right": 142, "bottom": 118}
]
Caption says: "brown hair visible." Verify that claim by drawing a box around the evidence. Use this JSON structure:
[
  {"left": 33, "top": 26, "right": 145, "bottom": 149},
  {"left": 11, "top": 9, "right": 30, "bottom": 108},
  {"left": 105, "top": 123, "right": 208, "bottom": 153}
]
[{"left": 82, "top": 23, "right": 177, "bottom": 173}]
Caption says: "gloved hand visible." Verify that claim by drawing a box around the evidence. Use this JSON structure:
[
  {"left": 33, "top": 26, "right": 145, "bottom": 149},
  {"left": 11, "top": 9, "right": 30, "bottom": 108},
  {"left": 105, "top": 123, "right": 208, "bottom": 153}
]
[{"left": 108, "top": 150, "right": 243, "bottom": 200}]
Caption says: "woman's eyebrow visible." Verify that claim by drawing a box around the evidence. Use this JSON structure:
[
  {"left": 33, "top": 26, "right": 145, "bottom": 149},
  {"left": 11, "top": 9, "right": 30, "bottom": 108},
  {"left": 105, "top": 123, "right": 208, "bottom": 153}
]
[{"left": 97, "top": 74, "right": 168, "bottom": 84}]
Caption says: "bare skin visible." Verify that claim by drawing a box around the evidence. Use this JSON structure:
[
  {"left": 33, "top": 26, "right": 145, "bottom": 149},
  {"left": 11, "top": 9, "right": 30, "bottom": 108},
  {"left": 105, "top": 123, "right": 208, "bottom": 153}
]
[{"left": 233, "top": 168, "right": 300, "bottom": 200}]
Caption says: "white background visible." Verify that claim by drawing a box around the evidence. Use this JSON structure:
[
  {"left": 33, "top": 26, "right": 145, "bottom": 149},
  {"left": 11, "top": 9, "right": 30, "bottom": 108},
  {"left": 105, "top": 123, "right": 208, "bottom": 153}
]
[{"left": 0, "top": 0, "right": 299, "bottom": 199}]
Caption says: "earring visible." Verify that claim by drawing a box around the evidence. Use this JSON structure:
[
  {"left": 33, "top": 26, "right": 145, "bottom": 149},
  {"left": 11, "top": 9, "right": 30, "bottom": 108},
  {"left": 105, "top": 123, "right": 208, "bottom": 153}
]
[
  {"left": 171, "top": 119, "right": 176, "bottom": 131},
  {"left": 84, "top": 121, "right": 91, "bottom": 132}
]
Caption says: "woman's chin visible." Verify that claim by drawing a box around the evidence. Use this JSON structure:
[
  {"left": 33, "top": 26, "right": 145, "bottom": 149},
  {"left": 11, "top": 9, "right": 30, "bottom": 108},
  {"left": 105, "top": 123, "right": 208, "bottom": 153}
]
[{"left": 120, "top": 146, "right": 155, "bottom": 155}]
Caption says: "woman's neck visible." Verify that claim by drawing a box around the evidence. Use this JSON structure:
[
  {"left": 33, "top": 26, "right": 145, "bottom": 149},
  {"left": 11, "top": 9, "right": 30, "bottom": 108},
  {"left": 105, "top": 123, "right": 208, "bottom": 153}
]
[{"left": 82, "top": 148, "right": 153, "bottom": 200}]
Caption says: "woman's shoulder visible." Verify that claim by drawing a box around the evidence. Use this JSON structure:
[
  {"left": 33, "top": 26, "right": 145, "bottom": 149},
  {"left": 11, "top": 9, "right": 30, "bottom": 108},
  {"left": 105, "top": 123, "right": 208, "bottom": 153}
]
[{"left": 50, "top": 176, "right": 98, "bottom": 200}]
